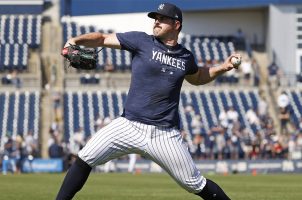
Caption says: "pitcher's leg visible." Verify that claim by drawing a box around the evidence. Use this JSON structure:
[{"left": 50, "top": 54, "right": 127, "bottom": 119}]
[
  {"left": 146, "top": 128, "right": 206, "bottom": 193},
  {"left": 56, "top": 157, "right": 91, "bottom": 200},
  {"left": 146, "top": 128, "right": 231, "bottom": 199},
  {"left": 79, "top": 117, "right": 142, "bottom": 166},
  {"left": 196, "top": 179, "right": 231, "bottom": 200},
  {"left": 56, "top": 117, "right": 142, "bottom": 200}
]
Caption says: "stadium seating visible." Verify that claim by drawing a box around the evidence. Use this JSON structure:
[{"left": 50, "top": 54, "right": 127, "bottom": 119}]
[
  {"left": 0, "top": 43, "right": 29, "bottom": 71},
  {"left": 0, "top": 15, "right": 42, "bottom": 48},
  {"left": 287, "top": 89, "right": 302, "bottom": 127},
  {"left": 0, "top": 91, "right": 40, "bottom": 149},
  {"left": 179, "top": 34, "right": 236, "bottom": 62},
  {"left": 63, "top": 89, "right": 261, "bottom": 142},
  {"left": 0, "top": 15, "right": 42, "bottom": 71}
]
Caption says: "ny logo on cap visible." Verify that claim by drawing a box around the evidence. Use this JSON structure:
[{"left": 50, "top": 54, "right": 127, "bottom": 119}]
[{"left": 158, "top": 4, "right": 165, "bottom": 10}]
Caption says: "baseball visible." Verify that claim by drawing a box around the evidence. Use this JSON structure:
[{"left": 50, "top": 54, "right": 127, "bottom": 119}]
[{"left": 231, "top": 56, "right": 241, "bottom": 68}]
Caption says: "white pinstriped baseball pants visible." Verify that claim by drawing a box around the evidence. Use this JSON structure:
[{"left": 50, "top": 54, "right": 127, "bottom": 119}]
[{"left": 78, "top": 117, "right": 206, "bottom": 193}]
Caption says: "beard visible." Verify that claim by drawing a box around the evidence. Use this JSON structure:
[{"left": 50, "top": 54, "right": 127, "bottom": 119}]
[
  {"left": 153, "top": 26, "right": 161, "bottom": 37},
  {"left": 153, "top": 26, "right": 167, "bottom": 39}
]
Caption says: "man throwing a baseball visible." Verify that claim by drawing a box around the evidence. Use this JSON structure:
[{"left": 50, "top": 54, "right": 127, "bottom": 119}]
[{"left": 56, "top": 2, "right": 240, "bottom": 200}]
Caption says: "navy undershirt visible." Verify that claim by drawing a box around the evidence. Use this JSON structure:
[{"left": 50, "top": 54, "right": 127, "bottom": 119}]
[{"left": 116, "top": 31, "right": 198, "bottom": 128}]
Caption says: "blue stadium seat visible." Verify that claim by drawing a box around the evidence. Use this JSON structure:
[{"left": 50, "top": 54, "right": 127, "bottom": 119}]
[
  {"left": 288, "top": 90, "right": 302, "bottom": 127},
  {"left": 209, "top": 91, "right": 220, "bottom": 117},
  {"left": 112, "top": 92, "right": 120, "bottom": 117},
  {"left": 0, "top": 15, "right": 42, "bottom": 48},
  {"left": 62, "top": 89, "right": 263, "bottom": 143},
  {"left": 229, "top": 91, "right": 245, "bottom": 125},
  {"left": 63, "top": 93, "right": 70, "bottom": 141},
  {"left": 72, "top": 93, "right": 80, "bottom": 132},
  {"left": 200, "top": 92, "right": 214, "bottom": 128},
  {"left": 17, "top": 93, "right": 25, "bottom": 135},
  {"left": 0, "top": 91, "right": 40, "bottom": 150},
  {"left": 0, "top": 43, "right": 29, "bottom": 70},
  {"left": 0, "top": 93, "right": 5, "bottom": 139},
  {"left": 82, "top": 93, "right": 91, "bottom": 137},
  {"left": 92, "top": 93, "right": 100, "bottom": 120},
  {"left": 6, "top": 94, "right": 15, "bottom": 134}
]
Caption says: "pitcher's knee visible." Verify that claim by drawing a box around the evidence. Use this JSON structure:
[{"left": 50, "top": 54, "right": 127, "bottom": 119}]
[{"left": 180, "top": 175, "right": 207, "bottom": 193}]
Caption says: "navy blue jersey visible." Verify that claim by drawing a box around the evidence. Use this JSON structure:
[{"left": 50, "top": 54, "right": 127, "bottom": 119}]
[{"left": 116, "top": 31, "right": 198, "bottom": 128}]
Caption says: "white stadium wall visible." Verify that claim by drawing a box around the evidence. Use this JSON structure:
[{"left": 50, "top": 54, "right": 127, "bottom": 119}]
[
  {"left": 72, "top": 13, "right": 155, "bottom": 35},
  {"left": 268, "top": 4, "right": 297, "bottom": 80},
  {"left": 182, "top": 9, "right": 267, "bottom": 45},
  {"left": 72, "top": 9, "right": 266, "bottom": 45}
]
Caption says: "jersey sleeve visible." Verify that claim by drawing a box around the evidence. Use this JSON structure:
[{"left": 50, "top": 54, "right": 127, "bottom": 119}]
[
  {"left": 116, "top": 31, "right": 149, "bottom": 52},
  {"left": 186, "top": 54, "right": 199, "bottom": 75}
]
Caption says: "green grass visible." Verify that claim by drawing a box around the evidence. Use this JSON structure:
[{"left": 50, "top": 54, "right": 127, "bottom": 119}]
[{"left": 0, "top": 173, "right": 302, "bottom": 200}]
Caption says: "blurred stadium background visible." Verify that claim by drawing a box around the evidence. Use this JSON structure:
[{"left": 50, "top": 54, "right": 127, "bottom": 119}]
[{"left": 1, "top": 0, "right": 302, "bottom": 177}]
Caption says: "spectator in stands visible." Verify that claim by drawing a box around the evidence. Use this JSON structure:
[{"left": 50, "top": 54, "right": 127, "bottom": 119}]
[
  {"left": 221, "top": 139, "right": 232, "bottom": 159},
  {"left": 251, "top": 58, "right": 260, "bottom": 86},
  {"left": 49, "top": 121, "right": 61, "bottom": 138},
  {"left": 257, "top": 92, "right": 268, "bottom": 121},
  {"left": 230, "top": 131, "right": 242, "bottom": 159},
  {"left": 249, "top": 142, "right": 260, "bottom": 160},
  {"left": 192, "top": 134, "right": 203, "bottom": 160},
  {"left": 245, "top": 107, "right": 260, "bottom": 126},
  {"left": 11, "top": 70, "right": 22, "bottom": 88},
  {"left": 94, "top": 74, "right": 101, "bottom": 84},
  {"left": 2, "top": 135, "right": 20, "bottom": 174},
  {"left": 287, "top": 134, "right": 296, "bottom": 159},
  {"left": 52, "top": 91, "right": 62, "bottom": 122},
  {"left": 24, "top": 131, "right": 38, "bottom": 158},
  {"left": 210, "top": 124, "right": 226, "bottom": 159},
  {"left": 191, "top": 114, "right": 203, "bottom": 135},
  {"left": 279, "top": 106, "right": 290, "bottom": 134},
  {"left": 205, "top": 129, "right": 216, "bottom": 160},
  {"left": 49, "top": 135, "right": 64, "bottom": 158},
  {"left": 1, "top": 70, "right": 22, "bottom": 88},
  {"left": 69, "top": 127, "right": 85, "bottom": 155},
  {"left": 226, "top": 106, "right": 239, "bottom": 124},
  {"left": 267, "top": 61, "right": 279, "bottom": 88},
  {"left": 240, "top": 58, "right": 253, "bottom": 85},
  {"left": 261, "top": 137, "right": 274, "bottom": 159},
  {"left": 216, "top": 130, "right": 226, "bottom": 160},
  {"left": 263, "top": 117, "right": 277, "bottom": 137},
  {"left": 272, "top": 139, "right": 285, "bottom": 159},
  {"left": 233, "top": 28, "right": 245, "bottom": 50},
  {"left": 219, "top": 108, "right": 229, "bottom": 128},
  {"left": 277, "top": 91, "right": 290, "bottom": 109}
]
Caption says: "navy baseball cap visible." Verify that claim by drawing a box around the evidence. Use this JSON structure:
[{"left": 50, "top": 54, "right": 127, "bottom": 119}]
[{"left": 148, "top": 3, "right": 182, "bottom": 23}]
